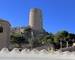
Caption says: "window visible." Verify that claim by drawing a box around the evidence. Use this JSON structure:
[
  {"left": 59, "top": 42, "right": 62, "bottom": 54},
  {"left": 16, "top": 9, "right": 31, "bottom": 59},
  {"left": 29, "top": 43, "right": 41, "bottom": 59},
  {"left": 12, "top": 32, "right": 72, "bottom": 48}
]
[{"left": 0, "top": 26, "right": 3, "bottom": 33}]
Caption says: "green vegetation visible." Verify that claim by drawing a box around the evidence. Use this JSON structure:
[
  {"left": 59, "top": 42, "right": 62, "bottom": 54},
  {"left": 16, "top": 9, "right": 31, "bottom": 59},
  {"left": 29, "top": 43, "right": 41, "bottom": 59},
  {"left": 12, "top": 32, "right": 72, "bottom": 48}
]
[{"left": 10, "top": 27, "right": 75, "bottom": 50}]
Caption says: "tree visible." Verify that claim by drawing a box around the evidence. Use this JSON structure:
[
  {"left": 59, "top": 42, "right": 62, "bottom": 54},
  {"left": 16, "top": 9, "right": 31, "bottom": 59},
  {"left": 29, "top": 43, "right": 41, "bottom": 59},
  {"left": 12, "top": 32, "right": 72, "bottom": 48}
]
[
  {"left": 54, "top": 30, "right": 69, "bottom": 48},
  {"left": 10, "top": 33, "right": 26, "bottom": 48},
  {"left": 38, "top": 33, "right": 55, "bottom": 50},
  {"left": 66, "top": 33, "right": 75, "bottom": 46},
  {"left": 24, "top": 27, "right": 35, "bottom": 49}
]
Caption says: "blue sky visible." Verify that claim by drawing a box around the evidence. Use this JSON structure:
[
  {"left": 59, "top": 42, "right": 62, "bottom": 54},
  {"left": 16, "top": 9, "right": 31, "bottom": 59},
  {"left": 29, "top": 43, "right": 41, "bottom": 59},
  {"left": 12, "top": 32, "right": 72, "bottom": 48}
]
[{"left": 0, "top": 0, "right": 75, "bottom": 33}]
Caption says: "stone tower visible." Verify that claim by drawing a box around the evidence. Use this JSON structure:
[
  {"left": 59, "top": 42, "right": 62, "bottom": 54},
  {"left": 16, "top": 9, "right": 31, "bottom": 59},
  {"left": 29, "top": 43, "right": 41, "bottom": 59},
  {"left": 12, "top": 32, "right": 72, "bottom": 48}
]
[
  {"left": 29, "top": 8, "right": 43, "bottom": 32},
  {"left": 0, "top": 19, "right": 10, "bottom": 49}
]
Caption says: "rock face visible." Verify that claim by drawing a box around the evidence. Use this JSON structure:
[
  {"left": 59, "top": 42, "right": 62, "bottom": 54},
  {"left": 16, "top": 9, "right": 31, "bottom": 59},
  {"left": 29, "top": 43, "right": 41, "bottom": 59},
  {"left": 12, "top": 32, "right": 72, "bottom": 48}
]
[
  {"left": 29, "top": 8, "right": 43, "bottom": 32},
  {"left": 0, "top": 19, "right": 11, "bottom": 49}
]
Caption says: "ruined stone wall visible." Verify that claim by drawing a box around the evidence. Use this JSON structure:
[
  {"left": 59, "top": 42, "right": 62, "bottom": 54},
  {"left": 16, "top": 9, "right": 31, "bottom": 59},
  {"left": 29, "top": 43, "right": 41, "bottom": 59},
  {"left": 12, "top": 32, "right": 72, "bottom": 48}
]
[{"left": 0, "top": 19, "right": 10, "bottom": 49}]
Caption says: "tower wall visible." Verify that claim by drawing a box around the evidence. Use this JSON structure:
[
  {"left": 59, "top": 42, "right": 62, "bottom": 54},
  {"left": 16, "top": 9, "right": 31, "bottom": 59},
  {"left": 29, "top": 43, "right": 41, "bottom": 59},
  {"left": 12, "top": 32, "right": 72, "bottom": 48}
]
[{"left": 29, "top": 8, "right": 43, "bottom": 32}]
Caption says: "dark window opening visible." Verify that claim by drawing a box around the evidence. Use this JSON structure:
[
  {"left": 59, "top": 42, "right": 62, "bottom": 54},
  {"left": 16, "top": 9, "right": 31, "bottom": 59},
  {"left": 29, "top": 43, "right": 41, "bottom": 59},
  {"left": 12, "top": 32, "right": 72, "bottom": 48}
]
[{"left": 0, "top": 26, "right": 3, "bottom": 33}]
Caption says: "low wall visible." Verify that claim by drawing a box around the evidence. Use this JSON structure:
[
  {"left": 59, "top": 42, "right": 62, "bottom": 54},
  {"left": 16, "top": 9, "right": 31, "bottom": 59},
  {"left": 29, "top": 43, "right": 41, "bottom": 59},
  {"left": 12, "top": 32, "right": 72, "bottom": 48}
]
[{"left": 0, "top": 48, "right": 75, "bottom": 60}]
